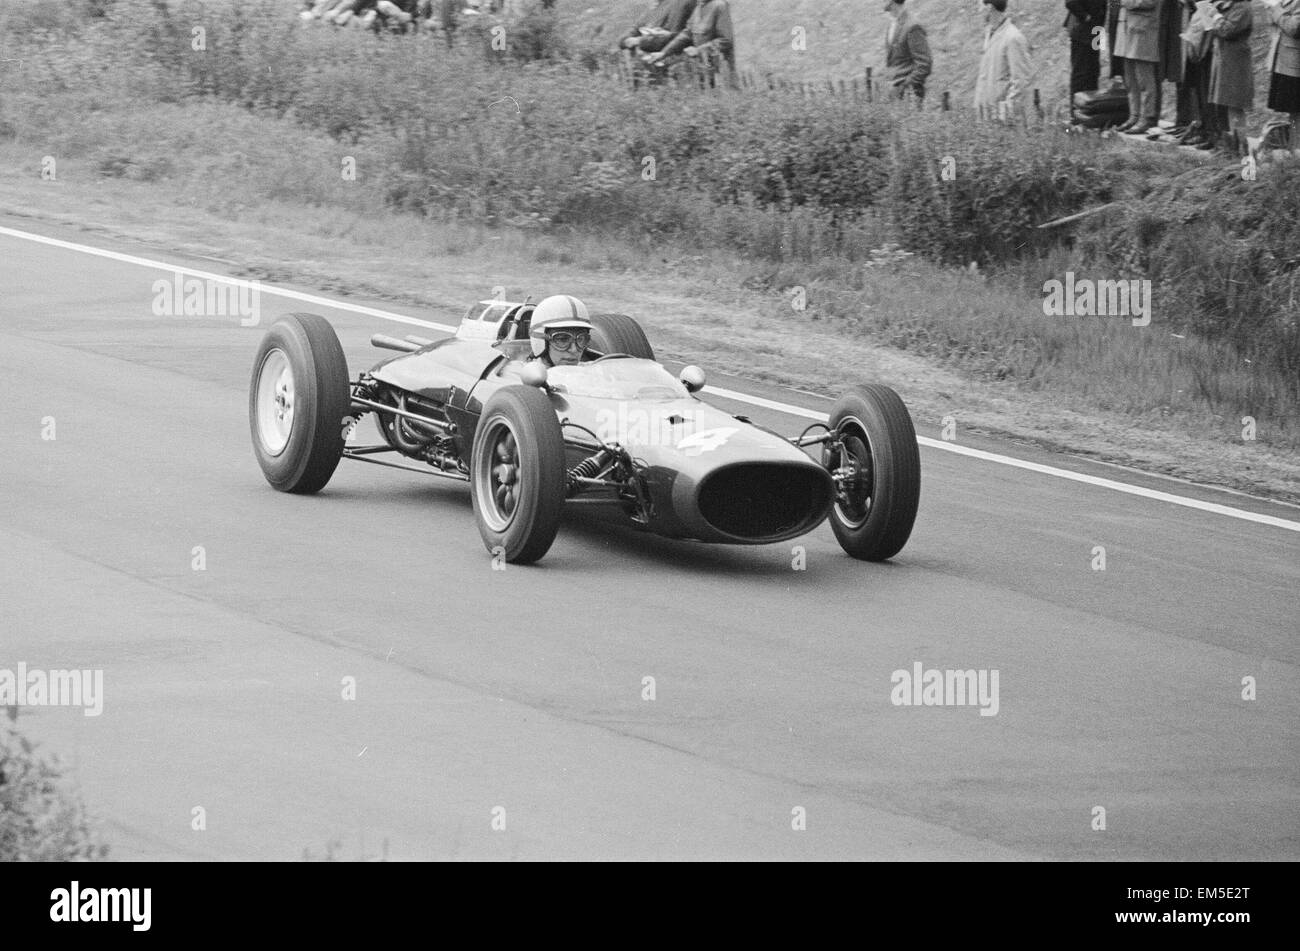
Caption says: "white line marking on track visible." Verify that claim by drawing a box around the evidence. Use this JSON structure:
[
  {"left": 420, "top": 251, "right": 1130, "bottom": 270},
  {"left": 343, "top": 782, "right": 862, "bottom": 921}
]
[
  {"left": 0, "top": 225, "right": 455, "bottom": 333},
  {"left": 5, "top": 224, "right": 1298, "bottom": 534},
  {"left": 701, "top": 386, "right": 1300, "bottom": 533}
]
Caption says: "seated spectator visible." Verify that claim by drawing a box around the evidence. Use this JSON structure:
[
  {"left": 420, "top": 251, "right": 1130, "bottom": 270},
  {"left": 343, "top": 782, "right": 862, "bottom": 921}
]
[
  {"left": 371, "top": 0, "right": 418, "bottom": 29},
  {"left": 303, "top": 0, "right": 349, "bottom": 19},
  {"left": 619, "top": 0, "right": 698, "bottom": 55},
  {"left": 645, "top": 0, "right": 735, "bottom": 87}
]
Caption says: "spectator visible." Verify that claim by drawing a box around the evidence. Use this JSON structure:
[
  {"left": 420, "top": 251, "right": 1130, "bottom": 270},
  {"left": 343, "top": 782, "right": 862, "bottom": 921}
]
[
  {"left": 304, "top": 0, "right": 348, "bottom": 19},
  {"left": 1263, "top": 0, "right": 1300, "bottom": 155},
  {"left": 884, "top": 0, "right": 933, "bottom": 106},
  {"left": 646, "top": 0, "right": 735, "bottom": 88},
  {"left": 1066, "top": 1, "right": 1107, "bottom": 95},
  {"left": 1152, "top": 0, "right": 1185, "bottom": 126},
  {"left": 619, "top": 0, "right": 697, "bottom": 55},
  {"left": 974, "top": 0, "right": 1033, "bottom": 121},
  {"left": 1207, "top": 0, "right": 1254, "bottom": 154},
  {"left": 1115, "top": 0, "right": 1160, "bottom": 133},
  {"left": 1065, "top": 1, "right": 1106, "bottom": 95},
  {"left": 1107, "top": 0, "right": 1126, "bottom": 78},
  {"left": 373, "top": 0, "right": 418, "bottom": 29},
  {"left": 1175, "top": 0, "right": 1221, "bottom": 149}
]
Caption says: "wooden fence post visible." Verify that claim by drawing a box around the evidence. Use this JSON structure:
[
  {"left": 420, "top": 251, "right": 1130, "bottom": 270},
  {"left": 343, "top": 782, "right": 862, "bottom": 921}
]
[
  {"left": 942, "top": 90, "right": 950, "bottom": 112},
  {"left": 865, "top": 66, "right": 873, "bottom": 102}
]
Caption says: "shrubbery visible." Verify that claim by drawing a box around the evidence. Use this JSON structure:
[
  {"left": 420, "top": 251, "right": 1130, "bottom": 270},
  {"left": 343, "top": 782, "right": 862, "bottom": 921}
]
[
  {"left": 885, "top": 120, "right": 1116, "bottom": 266},
  {"left": 1076, "top": 162, "right": 1300, "bottom": 380},
  {"left": 0, "top": 715, "right": 108, "bottom": 861}
]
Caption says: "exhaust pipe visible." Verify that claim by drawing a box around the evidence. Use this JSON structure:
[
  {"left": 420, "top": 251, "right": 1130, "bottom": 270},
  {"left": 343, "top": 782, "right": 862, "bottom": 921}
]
[{"left": 370, "top": 334, "right": 422, "bottom": 353}]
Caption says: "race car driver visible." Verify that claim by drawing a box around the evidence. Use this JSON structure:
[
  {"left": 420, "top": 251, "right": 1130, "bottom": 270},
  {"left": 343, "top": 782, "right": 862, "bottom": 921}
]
[{"left": 529, "top": 295, "right": 594, "bottom": 367}]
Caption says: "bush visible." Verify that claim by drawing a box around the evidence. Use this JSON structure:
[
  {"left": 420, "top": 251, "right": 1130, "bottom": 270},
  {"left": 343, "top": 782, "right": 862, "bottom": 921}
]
[
  {"left": 1076, "top": 162, "right": 1300, "bottom": 384},
  {"left": 885, "top": 120, "right": 1115, "bottom": 266},
  {"left": 0, "top": 715, "right": 109, "bottom": 861}
]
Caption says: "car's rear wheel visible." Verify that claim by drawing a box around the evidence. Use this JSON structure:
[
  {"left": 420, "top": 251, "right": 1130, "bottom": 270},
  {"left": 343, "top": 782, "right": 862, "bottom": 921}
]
[
  {"left": 249, "top": 313, "right": 351, "bottom": 494},
  {"left": 588, "top": 312, "right": 655, "bottom": 361},
  {"left": 824, "top": 384, "right": 921, "bottom": 561},
  {"left": 470, "top": 386, "right": 567, "bottom": 564}
]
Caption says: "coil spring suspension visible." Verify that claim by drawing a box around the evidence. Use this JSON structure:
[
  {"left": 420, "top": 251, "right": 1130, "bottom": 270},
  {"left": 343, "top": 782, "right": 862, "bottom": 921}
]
[{"left": 567, "top": 448, "right": 614, "bottom": 491}]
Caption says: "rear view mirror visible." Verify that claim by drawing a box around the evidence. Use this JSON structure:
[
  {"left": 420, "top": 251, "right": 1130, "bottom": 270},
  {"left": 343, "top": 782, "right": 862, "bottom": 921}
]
[{"left": 679, "top": 365, "right": 706, "bottom": 393}]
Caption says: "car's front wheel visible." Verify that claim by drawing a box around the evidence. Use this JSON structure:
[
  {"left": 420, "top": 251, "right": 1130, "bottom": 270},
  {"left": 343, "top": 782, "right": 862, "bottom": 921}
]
[
  {"left": 470, "top": 386, "right": 567, "bottom": 564},
  {"left": 249, "top": 313, "right": 351, "bottom": 494},
  {"left": 824, "top": 384, "right": 921, "bottom": 561}
]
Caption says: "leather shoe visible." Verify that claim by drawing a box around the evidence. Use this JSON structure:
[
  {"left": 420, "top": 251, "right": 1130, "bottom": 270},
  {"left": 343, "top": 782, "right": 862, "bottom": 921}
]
[
  {"left": 1125, "top": 119, "right": 1155, "bottom": 135},
  {"left": 1114, "top": 118, "right": 1138, "bottom": 132}
]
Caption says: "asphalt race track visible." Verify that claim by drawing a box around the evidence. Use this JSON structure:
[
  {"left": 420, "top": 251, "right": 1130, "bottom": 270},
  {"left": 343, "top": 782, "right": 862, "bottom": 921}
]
[{"left": 2, "top": 219, "right": 1298, "bottom": 861}]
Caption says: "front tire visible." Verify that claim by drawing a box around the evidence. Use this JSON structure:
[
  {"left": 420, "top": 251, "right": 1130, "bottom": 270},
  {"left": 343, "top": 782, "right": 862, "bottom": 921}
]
[
  {"left": 825, "top": 384, "right": 921, "bottom": 561},
  {"left": 470, "top": 386, "right": 567, "bottom": 564},
  {"left": 249, "top": 313, "right": 351, "bottom": 494},
  {"left": 588, "top": 312, "right": 655, "bottom": 361}
]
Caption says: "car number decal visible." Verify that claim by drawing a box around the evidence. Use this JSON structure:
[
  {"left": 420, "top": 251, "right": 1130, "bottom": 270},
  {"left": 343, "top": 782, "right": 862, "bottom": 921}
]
[{"left": 676, "top": 427, "right": 737, "bottom": 456}]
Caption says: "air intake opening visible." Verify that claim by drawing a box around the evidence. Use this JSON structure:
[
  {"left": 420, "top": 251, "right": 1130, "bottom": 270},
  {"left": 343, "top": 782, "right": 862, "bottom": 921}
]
[{"left": 698, "top": 463, "right": 833, "bottom": 542}]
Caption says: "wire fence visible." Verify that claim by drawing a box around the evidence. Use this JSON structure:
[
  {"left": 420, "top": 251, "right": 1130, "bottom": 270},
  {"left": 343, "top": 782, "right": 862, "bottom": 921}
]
[{"left": 589, "top": 54, "right": 1057, "bottom": 122}]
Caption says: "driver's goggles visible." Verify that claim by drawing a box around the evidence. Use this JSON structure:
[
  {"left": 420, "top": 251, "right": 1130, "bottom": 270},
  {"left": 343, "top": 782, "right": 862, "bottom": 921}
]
[{"left": 546, "top": 330, "right": 591, "bottom": 351}]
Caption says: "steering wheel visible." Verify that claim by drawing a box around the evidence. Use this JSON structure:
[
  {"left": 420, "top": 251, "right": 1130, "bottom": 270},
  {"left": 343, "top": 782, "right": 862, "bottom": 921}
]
[{"left": 588, "top": 353, "right": 631, "bottom": 363}]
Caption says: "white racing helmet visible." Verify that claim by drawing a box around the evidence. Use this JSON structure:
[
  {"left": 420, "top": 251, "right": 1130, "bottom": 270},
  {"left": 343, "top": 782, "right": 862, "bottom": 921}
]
[{"left": 529, "top": 295, "right": 593, "bottom": 357}]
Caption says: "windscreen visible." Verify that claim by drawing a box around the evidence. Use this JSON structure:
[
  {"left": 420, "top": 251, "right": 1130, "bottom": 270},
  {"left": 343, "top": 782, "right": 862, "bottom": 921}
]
[{"left": 547, "top": 359, "right": 688, "bottom": 401}]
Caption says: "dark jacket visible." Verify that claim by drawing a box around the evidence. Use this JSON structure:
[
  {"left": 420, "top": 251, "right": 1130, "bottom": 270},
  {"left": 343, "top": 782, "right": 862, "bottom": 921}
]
[
  {"left": 1208, "top": 0, "right": 1254, "bottom": 109},
  {"left": 885, "top": 8, "right": 933, "bottom": 96},
  {"left": 1064, "top": 0, "right": 1107, "bottom": 31},
  {"left": 620, "top": 0, "right": 697, "bottom": 49},
  {"left": 1155, "top": 0, "right": 1185, "bottom": 81},
  {"left": 662, "top": 0, "right": 735, "bottom": 67}
]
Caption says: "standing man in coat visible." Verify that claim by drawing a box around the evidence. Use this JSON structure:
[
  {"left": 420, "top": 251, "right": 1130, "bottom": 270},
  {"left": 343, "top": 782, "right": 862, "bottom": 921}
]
[
  {"left": 884, "top": 0, "right": 933, "bottom": 106},
  {"left": 1065, "top": 1, "right": 1107, "bottom": 95},
  {"left": 1115, "top": 0, "right": 1161, "bottom": 132},
  {"left": 1207, "top": 0, "right": 1254, "bottom": 154},
  {"left": 1107, "top": 0, "right": 1127, "bottom": 78},
  {"left": 975, "top": 0, "right": 1034, "bottom": 121}
]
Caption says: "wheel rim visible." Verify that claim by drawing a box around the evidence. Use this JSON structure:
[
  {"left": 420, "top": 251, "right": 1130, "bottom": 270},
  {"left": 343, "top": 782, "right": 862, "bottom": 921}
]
[
  {"left": 831, "top": 419, "right": 875, "bottom": 530},
  {"left": 256, "top": 348, "right": 295, "bottom": 457},
  {"left": 474, "top": 416, "right": 523, "bottom": 533}
]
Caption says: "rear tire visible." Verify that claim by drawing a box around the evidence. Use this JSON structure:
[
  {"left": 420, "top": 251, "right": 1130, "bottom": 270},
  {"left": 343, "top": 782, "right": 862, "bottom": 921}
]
[
  {"left": 249, "top": 313, "right": 351, "bottom": 494},
  {"left": 825, "top": 384, "right": 921, "bottom": 561},
  {"left": 470, "top": 386, "right": 567, "bottom": 564},
  {"left": 588, "top": 312, "right": 655, "bottom": 361}
]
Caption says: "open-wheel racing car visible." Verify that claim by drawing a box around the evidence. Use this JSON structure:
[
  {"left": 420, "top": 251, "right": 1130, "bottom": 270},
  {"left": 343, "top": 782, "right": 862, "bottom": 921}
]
[{"left": 249, "top": 299, "right": 921, "bottom": 564}]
